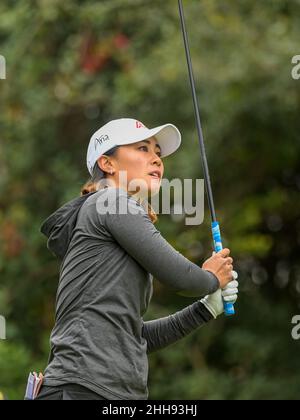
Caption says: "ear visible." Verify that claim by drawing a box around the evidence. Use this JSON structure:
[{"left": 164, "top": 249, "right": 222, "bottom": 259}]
[{"left": 97, "top": 156, "right": 112, "bottom": 174}]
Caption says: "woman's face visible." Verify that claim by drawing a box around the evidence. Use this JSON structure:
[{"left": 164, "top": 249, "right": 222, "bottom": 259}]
[{"left": 105, "top": 136, "right": 164, "bottom": 199}]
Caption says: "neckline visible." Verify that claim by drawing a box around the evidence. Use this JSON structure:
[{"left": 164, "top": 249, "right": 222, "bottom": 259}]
[{"left": 101, "top": 186, "right": 147, "bottom": 210}]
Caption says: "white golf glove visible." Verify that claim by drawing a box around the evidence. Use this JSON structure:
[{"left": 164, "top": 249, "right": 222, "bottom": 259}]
[{"left": 200, "top": 270, "right": 239, "bottom": 319}]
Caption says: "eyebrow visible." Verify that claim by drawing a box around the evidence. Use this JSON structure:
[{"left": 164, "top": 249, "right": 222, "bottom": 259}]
[{"left": 140, "top": 140, "right": 161, "bottom": 152}]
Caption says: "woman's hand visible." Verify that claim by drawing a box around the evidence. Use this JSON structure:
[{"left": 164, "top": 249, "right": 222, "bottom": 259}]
[
  {"left": 200, "top": 274, "right": 239, "bottom": 318},
  {"left": 202, "top": 248, "right": 234, "bottom": 289}
]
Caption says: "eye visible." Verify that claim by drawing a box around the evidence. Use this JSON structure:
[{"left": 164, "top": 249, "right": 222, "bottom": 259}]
[
  {"left": 139, "top": 146, "right": 161, "bottom": 158},
  {"left": 139, "top": 146, "right": 148, "bottom": 151}
]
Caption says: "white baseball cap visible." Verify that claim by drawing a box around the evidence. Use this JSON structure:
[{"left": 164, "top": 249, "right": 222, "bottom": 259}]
[{"left": 86, "top": 118, "right": 181, "bottom": 176}]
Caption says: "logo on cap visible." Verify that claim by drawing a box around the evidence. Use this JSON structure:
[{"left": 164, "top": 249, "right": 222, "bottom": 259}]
[
  {"left": 94, "top": 134, "right": 110, "bottom": 150},
  {"left": 136, "top": 121, "right": 145, "bottom": 129}
]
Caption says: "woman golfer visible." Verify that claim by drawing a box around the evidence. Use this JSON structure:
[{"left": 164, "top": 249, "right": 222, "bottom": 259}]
[{"left": 35, "top": 118, "right": 238, "bottom": 400}]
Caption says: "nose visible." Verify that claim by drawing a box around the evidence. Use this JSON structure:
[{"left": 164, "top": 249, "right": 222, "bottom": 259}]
[{"left": 150, "top": 151, "right": 162, "bottom": 166}]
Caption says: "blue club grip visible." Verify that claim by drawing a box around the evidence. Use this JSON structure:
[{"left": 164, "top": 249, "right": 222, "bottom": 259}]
[{"left": 211, "top": 221, "right": 235, "bottom": 316}]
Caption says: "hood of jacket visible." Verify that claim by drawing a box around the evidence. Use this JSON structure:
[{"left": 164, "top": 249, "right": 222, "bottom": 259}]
[{"left": 40, "top": 191, "right": 96, "bottom": 260}]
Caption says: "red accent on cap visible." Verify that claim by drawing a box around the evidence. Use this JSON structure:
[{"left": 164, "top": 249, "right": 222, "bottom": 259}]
[{"left": 136, "top": 121, "right": 145, "bottom": 128}]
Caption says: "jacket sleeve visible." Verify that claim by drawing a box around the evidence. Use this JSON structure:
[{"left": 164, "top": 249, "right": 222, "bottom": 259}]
[
  {"left": 102, "top": 190, "right": 219, "bottom": 297},
  {"left": 141, "top": 301, "right": 214, "bottom": 354}
]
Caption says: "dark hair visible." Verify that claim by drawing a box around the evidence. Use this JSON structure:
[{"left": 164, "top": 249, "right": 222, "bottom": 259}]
[{"left": 80, "top": 146, "right": 158, "bottom": 224}]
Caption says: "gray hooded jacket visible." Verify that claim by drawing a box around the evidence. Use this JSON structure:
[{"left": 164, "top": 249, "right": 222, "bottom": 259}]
[{"left": 40, "top": 187, "right": 219, "bottom": 400}]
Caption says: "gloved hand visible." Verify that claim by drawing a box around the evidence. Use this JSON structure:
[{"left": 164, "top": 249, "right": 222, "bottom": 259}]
[{"left": 200, "top": 271, "right": 239, "bottom": 319}]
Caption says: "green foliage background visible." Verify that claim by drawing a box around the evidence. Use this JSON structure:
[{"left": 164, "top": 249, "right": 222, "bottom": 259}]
[{"left": 0, "top": 0, "right": 300, "bottom": 400}]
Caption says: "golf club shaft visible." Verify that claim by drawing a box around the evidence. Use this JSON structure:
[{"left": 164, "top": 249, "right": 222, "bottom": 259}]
[{"left": 178, "top": 0, "right": 235, "bottom": 316}]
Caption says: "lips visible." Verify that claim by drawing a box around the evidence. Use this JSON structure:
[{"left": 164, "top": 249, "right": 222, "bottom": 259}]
[{"left": 148, "top": 170, "right": 161, "bottom": 179}]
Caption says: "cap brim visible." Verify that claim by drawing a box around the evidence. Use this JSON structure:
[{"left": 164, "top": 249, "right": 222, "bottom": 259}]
[{"left": 143, "top": 124, "right": 182, "bottom": 158}]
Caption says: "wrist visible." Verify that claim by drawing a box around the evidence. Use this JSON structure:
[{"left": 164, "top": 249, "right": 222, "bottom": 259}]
[
  {"left": 204, "top": 270, "right": 220, "bottom": 291},
  {"left": 200, "top": 289, "right": 224, "bottom": 319},
  {"left": 200, "top": 296, "right": 218, "bottom": 319}
]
